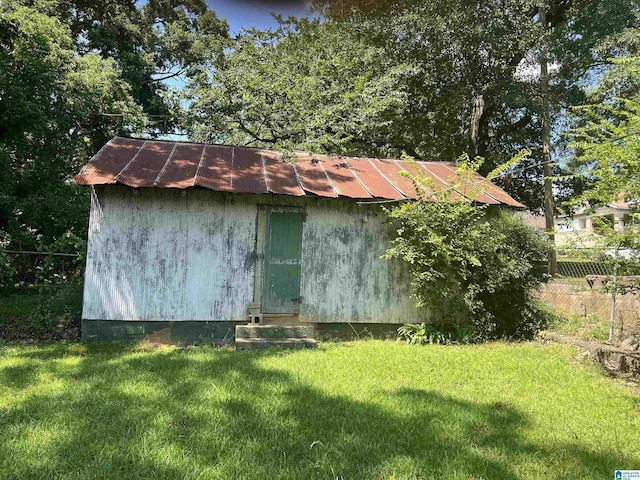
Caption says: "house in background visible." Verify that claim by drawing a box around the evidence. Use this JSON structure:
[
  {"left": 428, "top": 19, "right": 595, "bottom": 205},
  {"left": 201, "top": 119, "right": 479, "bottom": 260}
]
[
  {"left": 74, "top": 137, "right": 523, "bottom": 345},
  {"left": 554, "top": 200, "right": 634, "bottom": 248},
  {"left": 520, "top": 212, "right": 546, "bottom": 232}
]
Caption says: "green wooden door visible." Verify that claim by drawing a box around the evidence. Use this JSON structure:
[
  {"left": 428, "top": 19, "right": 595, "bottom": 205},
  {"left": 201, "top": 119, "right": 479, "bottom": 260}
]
[{"left": 263, "top": 209, "right": 303, "bottom": 314}]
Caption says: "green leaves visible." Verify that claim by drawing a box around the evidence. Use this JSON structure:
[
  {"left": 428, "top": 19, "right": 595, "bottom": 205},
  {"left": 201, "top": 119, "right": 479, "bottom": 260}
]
[
  {"left": 569, "top": 89, "right": 640, "bottom": 205},
  {"left": 186, "top": 18, "right": 401, "bottom": 153},
  {"left": 0, "top": 3, "right": 147, "bottom": 285},
  {"left": 384, "top": 186, "right": 550, "bottom": 339},
  {"left": 564, "top": 27, "right": 640, "bottom": 273},
  {"left": 1, "top": 0, "right": 229, "bottom": 287}
]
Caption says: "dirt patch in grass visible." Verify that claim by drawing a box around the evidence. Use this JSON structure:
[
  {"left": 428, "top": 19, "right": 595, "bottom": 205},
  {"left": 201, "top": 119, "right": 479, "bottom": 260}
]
[
  {"left": 541, "top": 331, "right": 640, "bottom": 384},
  {"left": 0, "top": 282, "right": 82, "bottom": 343},
  {"left": 139, "top": 328, "right": 187, "bottom": 348}
]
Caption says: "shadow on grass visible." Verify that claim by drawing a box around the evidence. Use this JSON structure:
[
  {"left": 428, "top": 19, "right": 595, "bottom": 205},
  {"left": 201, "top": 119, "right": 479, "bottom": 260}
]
[{"left": 0, "top": 345, "right": 633, "bottom": 479}]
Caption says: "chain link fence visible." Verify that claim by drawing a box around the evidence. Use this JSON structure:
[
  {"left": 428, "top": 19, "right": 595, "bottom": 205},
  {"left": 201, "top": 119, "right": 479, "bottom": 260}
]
[
  {"left": 538, "top": 278, "right": 640, "bottom": 338},
  {"left": 0, "top": 250, "right": 82, "bottom": 288},
  {"left": 538, "top": 247, "right": 640, "bottom": 340}
]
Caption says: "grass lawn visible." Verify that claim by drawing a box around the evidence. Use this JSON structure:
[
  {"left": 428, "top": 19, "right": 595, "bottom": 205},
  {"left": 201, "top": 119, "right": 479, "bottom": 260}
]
[
  {"left": 546, "top": 312, "right": 612, "bottom": 342},
  {"left": 0, "top": 341, "right": 638, "bottom": 479}
]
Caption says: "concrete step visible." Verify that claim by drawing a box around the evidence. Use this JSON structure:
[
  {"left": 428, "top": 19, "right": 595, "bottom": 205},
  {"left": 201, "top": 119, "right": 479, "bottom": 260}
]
[
  {"left": 235, "top": 337, "right": 317, "bottom": 350},
  {"left": 235, "top": 325, "right": 315, "bottom": 339}
]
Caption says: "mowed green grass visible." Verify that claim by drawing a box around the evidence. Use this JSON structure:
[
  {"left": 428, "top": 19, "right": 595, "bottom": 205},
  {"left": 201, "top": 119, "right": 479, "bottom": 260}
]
[{"left": 0, "top": 341, "right": 638, "bottom": 480}]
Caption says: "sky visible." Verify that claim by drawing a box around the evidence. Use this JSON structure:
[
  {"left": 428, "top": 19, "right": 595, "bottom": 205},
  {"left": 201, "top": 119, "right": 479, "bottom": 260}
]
[
  {"left": 205, "top": 0, "right": 312, "bottom": 33},
  {"left": 163, "top": 0, "right": 311, "bottom": 91},
  {"left": 161, "top": 0, "right": 312, "bottom": 139}
]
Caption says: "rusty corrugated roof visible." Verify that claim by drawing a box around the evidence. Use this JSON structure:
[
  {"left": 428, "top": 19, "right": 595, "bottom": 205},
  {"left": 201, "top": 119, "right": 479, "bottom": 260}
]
[{"left": 74, "top": 137, "right": 525, "bottom": 207}]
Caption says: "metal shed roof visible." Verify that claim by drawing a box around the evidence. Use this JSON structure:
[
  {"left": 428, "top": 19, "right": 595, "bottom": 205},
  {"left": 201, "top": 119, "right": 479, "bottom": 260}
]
[{"left": 74, "top": 137, "right": 524, "bottom": 207}]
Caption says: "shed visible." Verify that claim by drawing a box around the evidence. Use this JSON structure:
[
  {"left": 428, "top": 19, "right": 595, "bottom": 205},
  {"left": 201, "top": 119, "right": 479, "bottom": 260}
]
[{"left": 74, "top": 137, "right": 523, "bottom": 344}]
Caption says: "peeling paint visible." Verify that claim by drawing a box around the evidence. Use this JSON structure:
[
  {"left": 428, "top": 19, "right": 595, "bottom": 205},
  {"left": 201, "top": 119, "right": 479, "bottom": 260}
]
[
  {"left": 83, "top": 187, "right": 428, "bottom": 324},
  {"left": 83, "top": 186, "right": 256, "bottom": 321},
  {"left": 299, "top": 202, "right": 427, "bottom": 324}
]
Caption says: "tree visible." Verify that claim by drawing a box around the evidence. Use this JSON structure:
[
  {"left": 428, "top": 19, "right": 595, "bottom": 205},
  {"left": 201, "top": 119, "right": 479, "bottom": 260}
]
[
  {"left": 569, "top": 59, "right": 640, "bottom": 203},
  {"left": 186, "top": 18, "right": 415, "bottom": 154},
  {"left": 565, "top": 26, "right": 640, "bottom": 340},
  {"left": 0, "top": 0, "right": 230, "bottom": 286},
  {"left": 0, "top": 5, "right": 144, "bottom": 224},
  {"left": 538, "top": 4, "right": 557, "bottom": 275},
  {"left": 382, "top": 159, "right": 551, "bottom": 339},
  {"left": 185, "top": 0, "right": 640, "bottom": 212},
  {"left": 0, "top": 4, "right": 143, "bottom": 285},
  {"left": 38, "top": 0, "right": 230, "bottom": 136},
  {"left": 567, "top": 23, "right": 640, "bottom": 208}
]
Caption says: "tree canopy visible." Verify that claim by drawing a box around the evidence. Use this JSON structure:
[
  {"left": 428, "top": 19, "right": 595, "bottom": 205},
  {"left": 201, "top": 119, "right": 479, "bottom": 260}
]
[
  {"left": 569, "top": 25, "right": 640, "bottom": 204},
  {"left": 2, "top": 0, "right": 640, "bottom": 287},
  {"left": 0, "top": 0, "right": 228, "bottom": 285},
  {"left": 185, "top": 0, "right": 640, "bottom": 211}
]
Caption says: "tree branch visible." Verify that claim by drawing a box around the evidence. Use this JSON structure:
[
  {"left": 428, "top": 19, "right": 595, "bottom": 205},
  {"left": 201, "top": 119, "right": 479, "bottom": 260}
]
[
  {"left": 494, "top": 113, "right": 533, "bottom": 145},
  {"left": 145, "top": 67, "right": 187, "bottom": 83}
]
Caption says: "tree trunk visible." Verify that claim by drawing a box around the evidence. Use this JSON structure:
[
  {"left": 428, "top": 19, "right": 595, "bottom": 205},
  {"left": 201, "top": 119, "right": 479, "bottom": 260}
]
[
  {"left": 539, "top": 4, "right": 557, "bottom": 277},
  {"left": 470, "top": 94, "right": 484, "bottom": 158}
]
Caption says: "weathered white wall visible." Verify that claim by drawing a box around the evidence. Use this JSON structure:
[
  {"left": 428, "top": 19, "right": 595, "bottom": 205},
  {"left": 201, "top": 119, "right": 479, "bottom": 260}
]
[
  {"left": 83, "top": 186, "right": 256, "bottom": 321},
  {"left": 300, "top": 204, "right": 425, "bottom": 324},
  {"left": 83, "top": 187, "right": 426, "bottom": 323}
]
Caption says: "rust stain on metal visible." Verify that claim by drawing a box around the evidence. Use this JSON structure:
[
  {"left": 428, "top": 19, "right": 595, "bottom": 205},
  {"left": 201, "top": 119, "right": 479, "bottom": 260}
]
[
  {"left": 396, "top": 161, "right": 446, "bottom": 200},
  {"left": 355, "top": 158, "right": 405, "bottom": 200},
  {"left": 417, "top": 162, "right": 465, "bottom": 202},
  {"left": 467, "top": 170, "right": 525, "bottom": 207},
  {"left": 117, "top": 141, "right": 174, "bottom": 188},
  {"left": 74, "top": 137, "right": 142, "bottom": 185},
  {"left": 438, "top": 163, "right": 501, "bottom": 205},
  {"left": 322, "top": 159, "right": 372, "bottom": 199},
  {"left": 195, "top": 145, "right": 234, "bottom": 191},
  {"left": 293, "top": 156, "right": 339, "bottom": 198},
  {"left": 156, "top": 143, "right": 204, "bottom": 188},
  {"left": 370, "top": 160, "right": 417, "bottom": 198},
  {"left": 262, "top": 151, "right": 304, "bottom": 196},
  {"left": 231, "top": 148, "right": 267, "bottom": 194},
  {"left": 75, "top": 137, "right": 523, "bottom": 207}
]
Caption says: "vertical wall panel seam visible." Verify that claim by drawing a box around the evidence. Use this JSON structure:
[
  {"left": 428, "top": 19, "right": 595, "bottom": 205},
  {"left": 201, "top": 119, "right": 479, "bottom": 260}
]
[
  {"left": 153, "top": 142, "right": 178, "bottom": 186},
  {"left": 114, "top": 140, "right": 148, "bottom": 182},
  {"left": 193, "top": 144, "right": 207, "bottom": 186}
]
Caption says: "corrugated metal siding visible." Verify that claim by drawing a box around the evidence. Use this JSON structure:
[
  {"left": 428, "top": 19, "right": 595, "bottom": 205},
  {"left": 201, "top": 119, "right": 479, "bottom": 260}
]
[
  {"left": 299, "top": 203, "right": 427, "bottom": 324},
  {"left": 83, "top": 186, "right": 256, "bottom": 321},
  {"left": 83, "top": 186, "right": 428, "bottom": 324}
]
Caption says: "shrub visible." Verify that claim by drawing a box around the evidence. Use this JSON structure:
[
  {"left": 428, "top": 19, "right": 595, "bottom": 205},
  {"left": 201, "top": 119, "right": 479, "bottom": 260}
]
[
  {"left": 398, "top": 323, "right": 476, "bottom": 345},
  {"left": 385, "top": 199, "right": 551, "bottom": 340},
  {"left": 398, "top": 323, "right": 448, "bottom": 345},
  {"left": 0, "top": 282, "right": 82, "bottom": 342}
]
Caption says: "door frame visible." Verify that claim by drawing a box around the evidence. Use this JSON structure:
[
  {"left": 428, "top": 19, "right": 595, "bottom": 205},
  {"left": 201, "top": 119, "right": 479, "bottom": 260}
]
[{"left": 261, "top": 206, "right": 304, "bottom": 314}]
